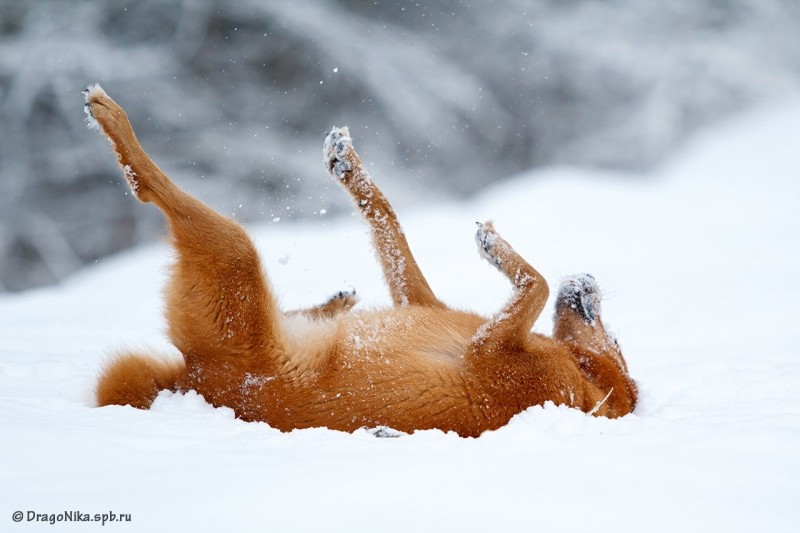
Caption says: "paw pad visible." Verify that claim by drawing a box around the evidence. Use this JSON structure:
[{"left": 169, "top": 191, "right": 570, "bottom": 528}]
[
  {"left": 324, "top": 289, "right": 358, "bottom": 311},
  {"left": 327, "top": 288, "right": 357, "bottom": 303},
  {"left": 82, "top": 83, "right": 107, "bottom": 130},
  {"left": 556, "top": 274, "right": 601, "bottom": 324},
  {"left": 475, "top": 221, "right": 502, "bottom": 267},
  {"left": 323, "top": 126, "right": 353, "bottom": 179}
]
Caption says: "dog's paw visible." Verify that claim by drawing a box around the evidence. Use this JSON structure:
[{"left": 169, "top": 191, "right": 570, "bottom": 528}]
[
  {"left": 556, "top": 274, "right": 601, "bottom": 325},
  {"left": 475, "top": 221, "right": 503, "bottom": 267},
  {"left": 323, "top": 126, "right": 354, "bottom": 180},
  {"left": 82, "top": 83, "right": 108, "bottom": 130},
  {"left": 362, "top": 425, "right": 406, "bottom": 438},
  {"left": 82, "top": 85, "right": 144, "bottom": 199},
  {"left": 325, "top": 288, "right": 358, "bottom": 310}
]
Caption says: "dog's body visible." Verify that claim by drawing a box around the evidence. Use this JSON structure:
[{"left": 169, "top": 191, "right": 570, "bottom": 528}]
[{"left": 86, "top": 85, "right": 637, "bottom": 437}]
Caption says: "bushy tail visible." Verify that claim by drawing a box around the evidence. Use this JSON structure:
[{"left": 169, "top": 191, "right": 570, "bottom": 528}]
[{"left": 96, "top": 352, "right": 185, "bottom": 409}]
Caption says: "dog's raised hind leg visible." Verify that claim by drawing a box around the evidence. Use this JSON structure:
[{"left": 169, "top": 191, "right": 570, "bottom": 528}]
[
  {"left": 84, "top": 85, "right": 284, "bottom": 386},
  {"left": 323, "top": 127, "right": 444, "bottom": 308}
]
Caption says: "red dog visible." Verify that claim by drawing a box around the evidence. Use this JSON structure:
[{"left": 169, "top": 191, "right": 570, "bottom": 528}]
[{"left": 86, "top": 85, "right": 636, "bottom": 437}]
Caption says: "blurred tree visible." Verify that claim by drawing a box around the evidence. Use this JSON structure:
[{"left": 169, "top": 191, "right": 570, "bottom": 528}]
[{"left": 1, "top": 0, "right": 799, "bottom": 290}]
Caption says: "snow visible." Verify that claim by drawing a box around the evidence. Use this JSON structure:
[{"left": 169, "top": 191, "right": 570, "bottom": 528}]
[{"left": 2, "top": 101, "right": 800, "bottom": 532}]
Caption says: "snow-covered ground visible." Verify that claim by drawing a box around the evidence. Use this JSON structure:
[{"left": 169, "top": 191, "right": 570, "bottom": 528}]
[{"left": 2, "top": 101, "right": 799, "bottom": 532}]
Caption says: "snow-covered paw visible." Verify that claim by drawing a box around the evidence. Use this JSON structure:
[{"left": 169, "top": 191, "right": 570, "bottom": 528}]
[
  {"left": 82, "top": 83, "right": 115, "bottom": 131},
  {"left": 475, "top": 221, "right": 502, "bottom": 267},
  {"left": 82, "top": 83, "right": 108, "bottom": 130},
  {"left": 363, "top": 426, "right": 406, "bottom": 438},
  {"left": 323, "top": 126, "right": 354, "bottom": 180},
  {"left": 556, "top": 274, "right": 601, "bottom": 325},
  {"left": 325, "top": 289, "right": 358, "bottom": 310}
]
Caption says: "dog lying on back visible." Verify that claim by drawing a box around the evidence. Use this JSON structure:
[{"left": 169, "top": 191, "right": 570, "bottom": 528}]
[{"left": 85, "top": 85, "right": 637, "bottom": 437}]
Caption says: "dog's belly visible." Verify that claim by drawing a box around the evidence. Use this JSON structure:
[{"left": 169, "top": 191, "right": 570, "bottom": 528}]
[
  {"left": 337, "top": 307, "right": 484, "bottom": 365},
  {"left": 269, "top": 307, "right": 488, "bottom": 433}
]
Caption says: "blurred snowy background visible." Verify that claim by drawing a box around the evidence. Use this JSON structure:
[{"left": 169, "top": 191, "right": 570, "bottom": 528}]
[{"left": 2, "top": 0, "right": 800, "bottom": 292}]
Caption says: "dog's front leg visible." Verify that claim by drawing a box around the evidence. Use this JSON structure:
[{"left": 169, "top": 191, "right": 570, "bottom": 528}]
[{"left": 468, "top": 221, "right": 549, "bottom": 354}]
